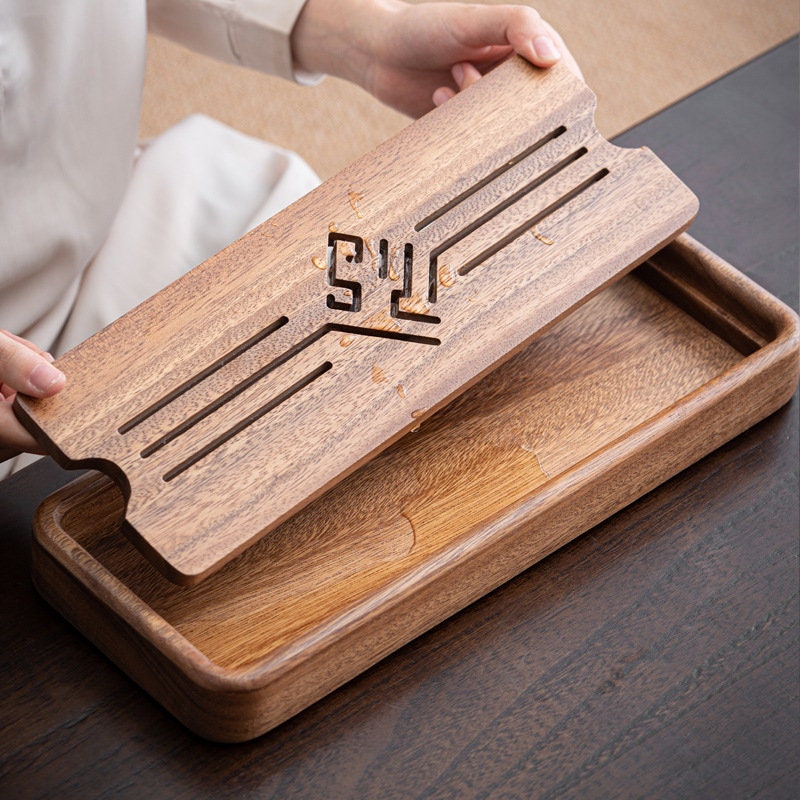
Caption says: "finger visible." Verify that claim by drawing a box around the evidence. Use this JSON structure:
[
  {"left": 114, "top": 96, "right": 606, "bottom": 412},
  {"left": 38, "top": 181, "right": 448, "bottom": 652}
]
[
  {"left": 0, "top": 329, "right": 66, "bottom": 398},
  {"left": 451, "top": 5, "right": 557, "bottom": 64},
  {"left": 0, "top": 329, "right": 54, "bottom": 360},
  {"left": 0, "top": 397, "right": 45, "bottom": 459},
  {"left": 433, "top": 60, "right": 488, "bottom": 107},
  {"left": 452, "top": 5, "right": 584, "bottom": 80},
  {"left": 432, "top": 85, "right": 455, "bottom": 107},
  {"left": 503, "top": 8, "right": 562, "bottom": 67},
  {"left": 542, "top": 21, "right": 584, "bottom": 80},
  {"left": 452, "top": 61, "right": 483, "bottom": 91}
]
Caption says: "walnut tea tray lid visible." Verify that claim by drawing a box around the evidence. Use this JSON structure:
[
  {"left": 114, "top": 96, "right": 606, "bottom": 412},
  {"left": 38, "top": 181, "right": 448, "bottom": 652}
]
[{"left": 15, "top": 58, "right": 698, "bottom": 584}]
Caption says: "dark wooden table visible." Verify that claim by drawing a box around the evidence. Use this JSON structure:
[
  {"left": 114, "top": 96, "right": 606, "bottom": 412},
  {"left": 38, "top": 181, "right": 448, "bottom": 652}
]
[{"left": 1, "top": 39, "right": 797, "bottom": 800}]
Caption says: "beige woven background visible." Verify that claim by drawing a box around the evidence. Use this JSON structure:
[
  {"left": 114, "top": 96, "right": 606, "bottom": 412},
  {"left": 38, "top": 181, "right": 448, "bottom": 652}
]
[{"left": 140, "top": 0, "right": 798, "bottom": 180}]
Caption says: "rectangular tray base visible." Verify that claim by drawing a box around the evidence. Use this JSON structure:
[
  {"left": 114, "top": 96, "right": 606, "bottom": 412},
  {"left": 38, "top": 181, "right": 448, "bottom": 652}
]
[{"left": 31, "top": 235, "right": 799, "bottom": 741}]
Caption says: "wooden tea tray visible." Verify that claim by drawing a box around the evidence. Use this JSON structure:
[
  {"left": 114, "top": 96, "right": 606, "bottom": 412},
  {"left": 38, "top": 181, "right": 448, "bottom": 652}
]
[
  {"left": 15, "top": 59, "right": 697, "bottom": 585},
  {"left": 31, "top": 235, "right": 799, "bottom": 742}
]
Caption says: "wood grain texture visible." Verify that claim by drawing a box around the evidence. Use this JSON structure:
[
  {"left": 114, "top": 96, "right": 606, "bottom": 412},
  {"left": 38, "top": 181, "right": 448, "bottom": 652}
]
[
  {"left": 2, "top": 40, "right": 797, "bottom": 798},
  {"left": 15, "top": 59, "right": 698, "bottom": 584},
  {"left": 30, "top": 234, "right": 799, "bottom": 741}
]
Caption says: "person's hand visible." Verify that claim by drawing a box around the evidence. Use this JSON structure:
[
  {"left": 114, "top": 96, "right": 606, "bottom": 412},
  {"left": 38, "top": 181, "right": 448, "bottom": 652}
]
[
  {"left": 291, "top": 0, "right": 582, "bottom": 118},
  {"left": 0, "top": 330, "right": 66, "bottom": 462}
]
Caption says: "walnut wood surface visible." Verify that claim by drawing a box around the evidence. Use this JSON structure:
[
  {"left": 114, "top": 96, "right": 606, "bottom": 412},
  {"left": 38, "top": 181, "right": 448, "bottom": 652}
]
[
  {"left": 15, "top": 59, "right": 697, "bottom": 584},
  {"left": 30, "top": 234, "right": 799, "bottom": 740},
  {"left": 1, "top": 40, "right": 798, "bottom": 799}
]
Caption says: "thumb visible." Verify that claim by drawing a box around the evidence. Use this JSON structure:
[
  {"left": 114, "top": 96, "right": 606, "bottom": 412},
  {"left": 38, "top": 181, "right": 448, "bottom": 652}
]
[{"left": 0, "top": 330, "right": 66, "bottom": 398}]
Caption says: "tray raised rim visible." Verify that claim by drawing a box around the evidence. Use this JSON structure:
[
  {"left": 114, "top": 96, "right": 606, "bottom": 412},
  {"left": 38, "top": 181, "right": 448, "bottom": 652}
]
[{"left": 31, "top": 233, "right": 800, "bottom": 738}]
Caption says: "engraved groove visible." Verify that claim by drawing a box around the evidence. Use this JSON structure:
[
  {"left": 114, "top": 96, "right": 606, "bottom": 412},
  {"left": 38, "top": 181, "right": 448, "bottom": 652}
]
[
  {"left": 325, "top": 323, "right": 440, "bottom": 346},
  {"left": 391, "top": 242, "right": 441, "bottom": 324},
  {"left": 326, "top": 232, "right": 363, "bottom": 312},
  {"left": 139, "top": 325, "right": 329, "bottom": 458},
  {"left": 140, "top": 322, "right": 439, "bottom": 460},
  {"left": 414, "top": 126, "right": 567, "bottom": 232},
  {"left": 162, "top": 362, "right": 333, "bottom": 482},
  {"left": 377, "top": 238, "right": 389, "bottom": 279},
  {"left": 427, "top": 147, "right": 589, "bottom": 302},
  {"left": 458, "top": 168, "right": 610, "bottom": 276},
  {"left": 118, "top": 316, "right": 289, "bottom": 434}
]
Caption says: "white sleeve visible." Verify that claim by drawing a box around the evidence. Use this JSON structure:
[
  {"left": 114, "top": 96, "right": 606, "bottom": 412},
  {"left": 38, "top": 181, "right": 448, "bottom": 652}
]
[{"left": 146, "top": 0, "right": 321, "bottom": 83}]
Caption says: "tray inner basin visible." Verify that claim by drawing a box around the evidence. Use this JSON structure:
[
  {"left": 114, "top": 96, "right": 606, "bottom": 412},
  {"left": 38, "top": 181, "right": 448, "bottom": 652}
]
[{"left": 52, "top": 262, "right": 743, "bottom": 671}]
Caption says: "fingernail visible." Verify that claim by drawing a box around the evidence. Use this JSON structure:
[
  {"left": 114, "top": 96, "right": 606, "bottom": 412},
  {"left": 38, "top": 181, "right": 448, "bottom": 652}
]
[
  {"left": 29, "top": 362, "right": 65, "bottom": 394},
  {"left": 433, "top": 86, "right": 456, "bottom": 107},
  {"left": 533, "top": 35, "right": 560, "bottom": 62},
  {"left": 452, "top": 63, "right": 465, "bottom": 86}
]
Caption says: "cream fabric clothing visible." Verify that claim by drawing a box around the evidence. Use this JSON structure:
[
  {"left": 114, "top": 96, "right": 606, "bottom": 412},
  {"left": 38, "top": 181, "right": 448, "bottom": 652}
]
[
  {"left": 0, "top": 0, "right": 321, "bottom": 477},
  {"left": 57, "top": 114, "right": 320, "bottom": 353}
]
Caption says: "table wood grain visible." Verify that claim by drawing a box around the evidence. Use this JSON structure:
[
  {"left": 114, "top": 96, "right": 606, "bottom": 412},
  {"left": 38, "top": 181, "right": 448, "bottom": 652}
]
[{"left": 1, "top": 38, "right": 797, "bottom": 800}]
